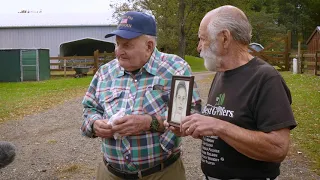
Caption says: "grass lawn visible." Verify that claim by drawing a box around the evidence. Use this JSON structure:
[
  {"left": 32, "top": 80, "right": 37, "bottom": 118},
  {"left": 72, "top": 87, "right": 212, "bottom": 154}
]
[
  {"left": 185, "top": 55, "right": 207, "bottom": 72},
  {"left": 0, "top": 76, "right": 92, "bottom": 123},
  {"left": 280, "top": 72, "right": 320, "bottom": 173}
]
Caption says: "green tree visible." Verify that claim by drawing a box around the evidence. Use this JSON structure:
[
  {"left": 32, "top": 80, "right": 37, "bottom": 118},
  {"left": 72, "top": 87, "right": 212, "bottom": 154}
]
[
  {"left": 110, "top": 0, "right": 218, "bottom": 57},
  {"left": 307, "top": 0, "right": 320, "bottom": 27},
  {"left": 244, "top": 0, "right": 286, "bottom": 49},
  {"left": 248, "top": 10, "right": 286, "bottom": 50},
  {"left": 110, "top": 0, "right": 319, "bottom": 55},
  {"left": 277, "top": 0, "right": 316, "bottom": 49}
]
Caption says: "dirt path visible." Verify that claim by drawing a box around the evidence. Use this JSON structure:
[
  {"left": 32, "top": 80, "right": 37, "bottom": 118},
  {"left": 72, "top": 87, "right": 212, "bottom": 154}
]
[{"left": 0, "top": 72, "right": 319, "bottom": 180}]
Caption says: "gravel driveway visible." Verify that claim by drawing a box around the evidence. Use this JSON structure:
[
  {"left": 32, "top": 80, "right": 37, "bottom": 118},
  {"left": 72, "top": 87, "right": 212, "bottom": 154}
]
[{"left": 0, "top": 72, "right": 319, "bottom": 180}]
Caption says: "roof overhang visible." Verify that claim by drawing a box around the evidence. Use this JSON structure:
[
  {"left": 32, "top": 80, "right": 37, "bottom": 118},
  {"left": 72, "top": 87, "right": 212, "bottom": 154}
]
[
  {"left": 0, "top": 13, "right": 118, "bottom": 28},
  {"left": 306, "top": 26, "right": 320, "bottom": 45}
]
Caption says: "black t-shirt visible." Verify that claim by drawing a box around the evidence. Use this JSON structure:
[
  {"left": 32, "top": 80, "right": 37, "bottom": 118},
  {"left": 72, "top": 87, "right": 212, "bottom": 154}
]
[{"left": 201, "top": 57, "right": 297, "bottom": 179}]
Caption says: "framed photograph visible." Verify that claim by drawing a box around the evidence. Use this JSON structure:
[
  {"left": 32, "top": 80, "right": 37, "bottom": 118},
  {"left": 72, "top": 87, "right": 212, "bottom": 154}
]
[{"left": 167, "top": 75, "right": 194, "bottom": 127}]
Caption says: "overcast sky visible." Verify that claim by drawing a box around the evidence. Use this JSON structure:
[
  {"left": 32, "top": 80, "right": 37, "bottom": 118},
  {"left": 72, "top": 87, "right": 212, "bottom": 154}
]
[{"left": 0, "top": 0, "right": 126, "bottom": 14}]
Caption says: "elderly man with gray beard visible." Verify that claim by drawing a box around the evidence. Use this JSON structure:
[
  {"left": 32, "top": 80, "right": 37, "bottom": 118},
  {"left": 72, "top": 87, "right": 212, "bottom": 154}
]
[{"left": 166, "top": 5, "right": 297, "bottom": 180}]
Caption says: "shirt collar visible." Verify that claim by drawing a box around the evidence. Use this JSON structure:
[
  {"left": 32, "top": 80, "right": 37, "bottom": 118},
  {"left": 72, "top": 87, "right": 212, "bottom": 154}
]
[{"left": 143, "top": 47, "right": 160, "bottom": 76}]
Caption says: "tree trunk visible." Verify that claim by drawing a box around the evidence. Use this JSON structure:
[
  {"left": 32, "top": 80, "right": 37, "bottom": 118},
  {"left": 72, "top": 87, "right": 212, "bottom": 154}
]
[{"left": 178, "top": 0, "right": 186, "bottom": 59}]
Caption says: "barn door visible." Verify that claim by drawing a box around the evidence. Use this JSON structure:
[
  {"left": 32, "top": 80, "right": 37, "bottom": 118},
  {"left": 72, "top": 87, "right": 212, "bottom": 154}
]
[{"left": 20, "top": 50, "right": 39, "bottom": 81}]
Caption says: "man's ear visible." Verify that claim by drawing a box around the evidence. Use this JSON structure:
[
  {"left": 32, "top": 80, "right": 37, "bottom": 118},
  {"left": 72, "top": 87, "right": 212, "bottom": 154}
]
[
  {"left": 221, "top": 29, "right": 232, "bottom": 49},
  {"left": 146, "top": 40, "right": 155, "bottom": 52}
]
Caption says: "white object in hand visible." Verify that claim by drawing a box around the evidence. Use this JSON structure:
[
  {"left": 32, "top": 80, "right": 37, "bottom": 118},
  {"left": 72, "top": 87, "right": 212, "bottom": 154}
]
[{"left": 108, "top": 110, "right": 126, "bottom": 140}]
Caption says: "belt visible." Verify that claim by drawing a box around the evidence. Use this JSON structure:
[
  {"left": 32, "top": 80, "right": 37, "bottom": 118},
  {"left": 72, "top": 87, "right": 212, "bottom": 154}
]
[
  {"left": 205, "top": 175, "right": 276, "bottom": 180},
  {"left": 104, "top": 152, "right": 180, "bottom": 179}
]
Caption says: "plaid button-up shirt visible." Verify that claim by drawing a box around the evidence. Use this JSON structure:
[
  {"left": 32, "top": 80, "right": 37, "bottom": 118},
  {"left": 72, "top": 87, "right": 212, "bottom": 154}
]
[{"left": 81, "top": 48, "right": 201, "bottom": 172}]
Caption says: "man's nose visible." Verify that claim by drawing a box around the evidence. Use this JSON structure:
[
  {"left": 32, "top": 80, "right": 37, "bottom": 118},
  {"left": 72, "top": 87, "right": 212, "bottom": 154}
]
[
  {"left": 115, "top": 47, "right": 124, "bottom": 57},
  {"left": 197, "top": 43, "right": 202, "bottom": 54}
]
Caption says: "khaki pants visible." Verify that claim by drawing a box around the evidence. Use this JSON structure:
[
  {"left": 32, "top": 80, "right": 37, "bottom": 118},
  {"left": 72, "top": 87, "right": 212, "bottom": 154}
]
[
  {"left": 96, "top": 158, "right": 186, "bottom": 180},
  {"left": 203, "top": 176, "right": 279, "bottom": 180}
]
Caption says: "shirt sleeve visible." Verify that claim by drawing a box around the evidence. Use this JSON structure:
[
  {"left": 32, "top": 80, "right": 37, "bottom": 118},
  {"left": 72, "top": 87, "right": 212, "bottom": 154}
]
[
  {"left": 254, "top": 75, "right": 297, "bottom": 132},
  {"left": 80, "top": 71, "right": 104, "bottom": 138}
]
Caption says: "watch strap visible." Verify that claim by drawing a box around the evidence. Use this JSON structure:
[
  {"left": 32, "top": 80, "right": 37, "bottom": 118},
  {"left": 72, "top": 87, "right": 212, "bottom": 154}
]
[{"left": 150, "top": 115, "right": 160, "bottom": 131}]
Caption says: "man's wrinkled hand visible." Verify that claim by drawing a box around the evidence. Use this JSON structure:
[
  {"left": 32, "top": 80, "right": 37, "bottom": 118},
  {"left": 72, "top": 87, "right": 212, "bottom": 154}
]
[
  {"left": 163, "top": 120, "right": 186, "bottom": 137},
  {"left": 93, "top": 119, "right": 114, "bottom": 138},
  {"left": 181, "top": 113, "right": 218, "bottom": 139},
  {"left": 112, "top": 115, "right": 150, "bottom": 136}
]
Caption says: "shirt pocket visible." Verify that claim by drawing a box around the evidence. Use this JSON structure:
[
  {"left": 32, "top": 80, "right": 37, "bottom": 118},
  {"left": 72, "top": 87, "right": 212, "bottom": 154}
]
[
  {"left": 143, "top": 89, "right": 169, "bottom": 115},
  {"left": 100, "top": 90, "right": 123, "bottom": 119}
]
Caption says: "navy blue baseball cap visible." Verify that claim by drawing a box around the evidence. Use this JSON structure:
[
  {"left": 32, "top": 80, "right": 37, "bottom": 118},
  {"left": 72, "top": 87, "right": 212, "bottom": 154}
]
[{"left": 105, "top": 11, "right": 157, "bottom": 39}]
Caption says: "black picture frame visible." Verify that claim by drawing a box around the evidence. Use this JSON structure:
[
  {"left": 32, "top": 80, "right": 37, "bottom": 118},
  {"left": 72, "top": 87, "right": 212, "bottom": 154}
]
[{"left": 167, "top": 75, "right": 194, "bottom": 127}]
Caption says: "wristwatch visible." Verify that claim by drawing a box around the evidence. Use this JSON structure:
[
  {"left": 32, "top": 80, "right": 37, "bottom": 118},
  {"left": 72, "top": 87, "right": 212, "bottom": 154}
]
[{"left": 150, "top": 115, "right": 160, "bottom": 131}]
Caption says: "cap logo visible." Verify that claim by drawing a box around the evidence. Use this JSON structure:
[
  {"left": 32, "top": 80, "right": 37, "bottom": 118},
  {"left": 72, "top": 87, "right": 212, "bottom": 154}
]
[
  {"left": 118, "top": 15, "right": 133, "bottom": 28},
  {"left": 120, "top": 18, "right": 128, "bottom": 24}
]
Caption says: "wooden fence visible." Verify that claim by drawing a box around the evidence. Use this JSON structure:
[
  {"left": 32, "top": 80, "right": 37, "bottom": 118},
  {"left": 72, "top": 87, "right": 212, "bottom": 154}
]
[
  {"left": 50, "top": 50, "right": 115, "bottom": 77},
  {"left": 289, "top": 42, "right": 320, "bottom": 76},
  {"left": 249, "top": 31, "right": 291, "bottom": 71}
]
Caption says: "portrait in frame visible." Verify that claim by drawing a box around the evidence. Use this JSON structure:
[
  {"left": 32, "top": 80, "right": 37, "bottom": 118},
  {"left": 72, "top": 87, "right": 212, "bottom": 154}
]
[{"left": 167, "top": 75, "right": 194, "bottom": 127}]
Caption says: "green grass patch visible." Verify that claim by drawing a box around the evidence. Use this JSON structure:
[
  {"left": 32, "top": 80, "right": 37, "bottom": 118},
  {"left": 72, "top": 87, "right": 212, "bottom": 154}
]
[
  {"left": 281, "top": 72, "right": 320, "bottom": 174},
  {"left": 47, "top": 139, "right": 58, "bottom": 144},
  {"left": 56, "top": 163, "right": 95, "bottom": 179},
  {"left": 59, "top": 164, "right": 80, "bottom": 173},
  {"left": 0, "top": 76, "right": 92, "bottom": 122},
  {"left": 185, "top": 55, "right": 207, "bottom": 72}
]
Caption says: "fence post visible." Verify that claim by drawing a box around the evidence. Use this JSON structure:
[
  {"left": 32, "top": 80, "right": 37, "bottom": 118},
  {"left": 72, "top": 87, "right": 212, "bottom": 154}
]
[
  {"left": 292, "top": 57, "right": 298, "bottom": 74},
  {"left": 285, "top": 30, "right": 291, "bottom": 71},
  {"left": 315, "top": 51, "right": 318, "bottom": 76},
  {"left": 287, "top": 30, "right": 291, "bottom": 53},
  {"left": 297, "top": 41, "right": 301, "bottom": 74},
  {"left": 93, "top": 50, "right": 99, "bottom": 75},
  {"left": 301, "top": 51, "right": 305, "bottom": 74},
  {"left": 64, "top": 59, "right": 66, "bottom": 78}
]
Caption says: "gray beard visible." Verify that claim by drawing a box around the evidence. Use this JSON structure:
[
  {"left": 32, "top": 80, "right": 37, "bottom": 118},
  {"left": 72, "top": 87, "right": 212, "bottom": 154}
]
[
  {"left": 204, "top": 56, "right": 217, "bottom": 71},
  {"left": 200, "top": 44, "right": 220, "bottom": 72}
]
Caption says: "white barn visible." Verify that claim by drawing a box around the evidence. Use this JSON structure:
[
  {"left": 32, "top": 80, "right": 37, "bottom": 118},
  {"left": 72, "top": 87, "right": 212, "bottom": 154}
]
[{"left": 0, "top": 13, "right": 118, "bottom": 57}]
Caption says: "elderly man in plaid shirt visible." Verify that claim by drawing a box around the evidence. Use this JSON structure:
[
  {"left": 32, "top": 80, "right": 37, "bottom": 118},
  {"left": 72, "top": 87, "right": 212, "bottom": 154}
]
[{"left": 81, "top": 11, "right": 201, "bottom": 180}]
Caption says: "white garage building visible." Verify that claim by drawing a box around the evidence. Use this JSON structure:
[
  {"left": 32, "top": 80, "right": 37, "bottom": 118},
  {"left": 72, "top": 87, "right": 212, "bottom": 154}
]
[{"left": 0, "top": 13, "right": 117, "bottom": 57}]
